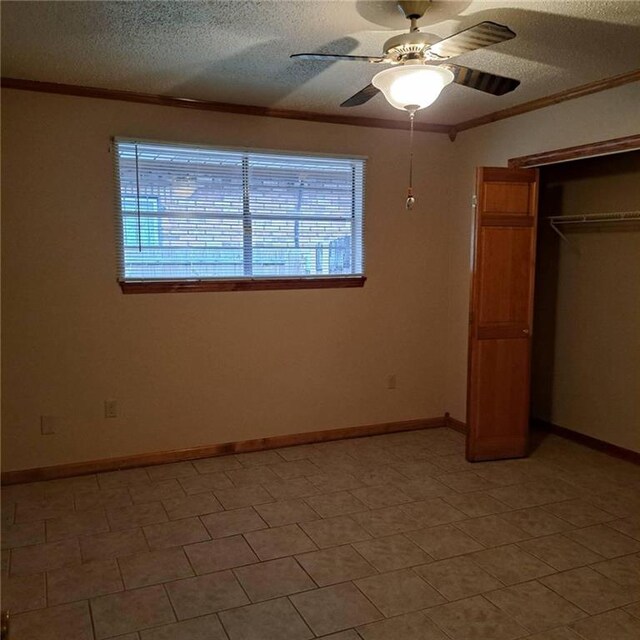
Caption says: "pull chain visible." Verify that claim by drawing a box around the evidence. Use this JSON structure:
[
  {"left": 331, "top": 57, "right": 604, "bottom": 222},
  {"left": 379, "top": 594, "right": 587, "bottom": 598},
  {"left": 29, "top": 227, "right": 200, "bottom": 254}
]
[{"left": 406, "top": 110, "right": 416, "bottom": 210}]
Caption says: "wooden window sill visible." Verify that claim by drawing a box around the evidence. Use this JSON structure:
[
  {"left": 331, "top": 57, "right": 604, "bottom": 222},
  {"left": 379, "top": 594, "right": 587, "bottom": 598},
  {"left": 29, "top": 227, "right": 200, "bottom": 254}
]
[{"left": 119, "top": 276, "right": 366, "bottom": 294}]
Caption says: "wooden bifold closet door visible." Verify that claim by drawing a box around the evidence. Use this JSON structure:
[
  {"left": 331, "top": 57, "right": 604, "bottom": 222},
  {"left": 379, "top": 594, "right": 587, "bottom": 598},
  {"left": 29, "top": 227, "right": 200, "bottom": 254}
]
[{"left": 466, "top": 167, "right": 539, "bottom": 461}]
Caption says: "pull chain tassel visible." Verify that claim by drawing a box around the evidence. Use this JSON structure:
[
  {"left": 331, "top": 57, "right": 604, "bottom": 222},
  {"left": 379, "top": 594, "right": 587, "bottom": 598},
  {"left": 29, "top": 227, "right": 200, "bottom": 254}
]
[{"left": 406, "top": 111, "right": 416, "bottom": 210}]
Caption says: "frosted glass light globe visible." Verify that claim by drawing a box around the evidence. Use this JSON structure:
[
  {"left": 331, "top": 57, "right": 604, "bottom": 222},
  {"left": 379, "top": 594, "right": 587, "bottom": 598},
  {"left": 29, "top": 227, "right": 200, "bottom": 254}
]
[{"left": 372, "top": 65, "right": 454, "bottom": 111}]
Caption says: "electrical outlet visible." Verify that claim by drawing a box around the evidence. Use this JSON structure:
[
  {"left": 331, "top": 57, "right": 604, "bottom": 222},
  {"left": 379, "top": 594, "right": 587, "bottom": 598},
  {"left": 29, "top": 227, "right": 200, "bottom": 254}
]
[
  {"left": 104, "top": 400, "right": 118, "bottom": 418},
  {"left": 40, "top": 415, "right": 59, "bottom": 435},
  {"left": 387, "top": 374, "right": 397, "bottom": 390}
]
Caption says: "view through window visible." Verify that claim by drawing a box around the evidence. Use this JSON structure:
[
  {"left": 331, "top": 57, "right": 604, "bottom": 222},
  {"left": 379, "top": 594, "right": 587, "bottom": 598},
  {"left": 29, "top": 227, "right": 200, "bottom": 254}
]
[{"left": 114, "top": 139, "right": 365, "bottom": 283}]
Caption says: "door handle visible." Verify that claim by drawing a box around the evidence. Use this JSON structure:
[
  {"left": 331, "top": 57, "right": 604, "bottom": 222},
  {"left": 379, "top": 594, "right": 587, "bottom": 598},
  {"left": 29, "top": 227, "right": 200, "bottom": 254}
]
[{"left": 522, "top": 329, "right": 530, "bottom": 335}]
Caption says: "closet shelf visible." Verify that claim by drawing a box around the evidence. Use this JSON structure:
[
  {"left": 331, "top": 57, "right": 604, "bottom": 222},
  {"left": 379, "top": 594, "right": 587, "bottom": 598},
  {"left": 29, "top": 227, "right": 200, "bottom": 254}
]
[{"left": 548, "top": 210, "right": 640, "bottom": 242}]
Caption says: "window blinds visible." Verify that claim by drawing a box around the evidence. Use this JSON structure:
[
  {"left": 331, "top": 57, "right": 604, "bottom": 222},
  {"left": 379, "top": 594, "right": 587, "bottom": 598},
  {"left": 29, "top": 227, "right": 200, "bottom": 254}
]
[{"left": 114, "top": 139, "right": 365, "bottom": 282}]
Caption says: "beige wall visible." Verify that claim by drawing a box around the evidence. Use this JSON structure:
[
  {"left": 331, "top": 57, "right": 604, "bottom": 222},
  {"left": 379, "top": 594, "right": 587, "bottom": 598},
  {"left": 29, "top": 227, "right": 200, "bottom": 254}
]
[
  {"left": 444, "top": 82, "right": 640, "bottom": 446},
  {"left": 532, "top": 152, "right": 640, "bottom": 451},
  {"left": 3, "top": 82, "right": 640, "bottom": 471},
  {"left": 1, "top": 89, "right": 454, "bottom": 471}
]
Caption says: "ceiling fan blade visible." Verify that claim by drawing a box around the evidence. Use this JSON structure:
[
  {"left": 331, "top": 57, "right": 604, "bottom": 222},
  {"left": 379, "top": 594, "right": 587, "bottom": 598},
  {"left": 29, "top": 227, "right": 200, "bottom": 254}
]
[
  {"left": 446, "top": 64, "right": 520, "bottom": 95},
  {"left": 340, "top": 83, "right": 381, "bottom": 107},
  {"left": 291, "top": 53, "right": 385, "bottom": 63},
  {"left": 429, "top": 21, "right": 516, "bottom": 59}
]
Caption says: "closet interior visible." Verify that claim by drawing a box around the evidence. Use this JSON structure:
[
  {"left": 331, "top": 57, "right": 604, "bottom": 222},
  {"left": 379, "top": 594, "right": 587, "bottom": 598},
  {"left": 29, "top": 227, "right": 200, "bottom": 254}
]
[{"left": 531, "top": 150, "right": 640, "bottom": 453}]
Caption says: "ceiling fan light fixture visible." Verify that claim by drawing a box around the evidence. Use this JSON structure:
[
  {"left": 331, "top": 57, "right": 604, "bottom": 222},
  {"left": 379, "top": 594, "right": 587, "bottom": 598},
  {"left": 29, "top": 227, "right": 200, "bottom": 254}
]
[{"left": 372, "top": 65, "right": 454, "bottom": 111}]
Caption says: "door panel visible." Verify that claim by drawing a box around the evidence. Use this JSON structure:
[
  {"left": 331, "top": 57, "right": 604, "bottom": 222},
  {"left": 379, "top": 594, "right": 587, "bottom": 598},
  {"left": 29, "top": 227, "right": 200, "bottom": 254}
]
[
  {"left": 467, "top": 167, "right": 539, "bottom": 461},
  {"left": 477, "top": 227, "right": 533, "bottom": 325}
]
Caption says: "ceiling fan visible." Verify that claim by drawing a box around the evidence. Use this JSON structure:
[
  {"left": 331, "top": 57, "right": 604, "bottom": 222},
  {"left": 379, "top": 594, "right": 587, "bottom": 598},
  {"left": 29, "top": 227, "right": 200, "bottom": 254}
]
[{"left": 291, "top": 0, "right": 520, "bottom": 112}]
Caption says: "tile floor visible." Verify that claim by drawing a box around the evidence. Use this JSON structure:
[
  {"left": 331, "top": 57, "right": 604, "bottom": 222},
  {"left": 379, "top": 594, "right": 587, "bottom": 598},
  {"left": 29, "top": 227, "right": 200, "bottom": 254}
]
[{"left": 2, "top": 427, "right": 640, "bottom": 639}]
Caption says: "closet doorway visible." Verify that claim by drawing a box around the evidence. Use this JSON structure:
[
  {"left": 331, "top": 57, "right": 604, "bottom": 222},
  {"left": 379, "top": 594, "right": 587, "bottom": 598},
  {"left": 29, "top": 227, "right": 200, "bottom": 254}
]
[
  {"left": 466, "top": 135, "right": 640, "bottom": 462},
  {"left": 530, "top": 150, "right": 640, "bottom": 455}
]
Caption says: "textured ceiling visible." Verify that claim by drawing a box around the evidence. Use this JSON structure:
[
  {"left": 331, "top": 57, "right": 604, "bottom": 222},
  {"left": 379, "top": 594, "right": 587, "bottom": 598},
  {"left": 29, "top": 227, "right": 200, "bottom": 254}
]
[{"left": 2, "top": 1, "right": 640, "bottom": 125}]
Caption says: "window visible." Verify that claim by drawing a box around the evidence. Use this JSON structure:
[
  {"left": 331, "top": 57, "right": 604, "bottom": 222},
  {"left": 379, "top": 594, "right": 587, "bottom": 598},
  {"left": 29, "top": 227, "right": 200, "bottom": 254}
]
[{"left": 114, "top": 139, "right": 366, "bottom": 293}]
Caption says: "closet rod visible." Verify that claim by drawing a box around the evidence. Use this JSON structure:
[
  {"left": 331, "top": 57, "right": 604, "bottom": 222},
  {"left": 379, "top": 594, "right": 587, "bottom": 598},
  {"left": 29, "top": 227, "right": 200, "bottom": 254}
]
[{"left": 548, "top": 211, "right": 640, "bottom": 242}]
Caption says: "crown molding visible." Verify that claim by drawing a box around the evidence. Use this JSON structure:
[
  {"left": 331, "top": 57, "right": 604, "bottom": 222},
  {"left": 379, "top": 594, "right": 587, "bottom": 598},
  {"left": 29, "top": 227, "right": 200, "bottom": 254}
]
[
  {"left": 3, "top": 70, "right": 639, "bottom": 140},
  {"left": 0, "top": 77, "right": 451, "bottom": 135},
  {"left": 450, "top": 69, "right": 640, "bottom": 137}
]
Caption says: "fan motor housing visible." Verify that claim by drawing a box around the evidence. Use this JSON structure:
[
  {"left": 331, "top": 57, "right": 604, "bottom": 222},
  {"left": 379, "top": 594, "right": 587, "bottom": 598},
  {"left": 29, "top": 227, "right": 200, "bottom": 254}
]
[{"left": 383, "top": 31, "right": 443, "bottom": 62}]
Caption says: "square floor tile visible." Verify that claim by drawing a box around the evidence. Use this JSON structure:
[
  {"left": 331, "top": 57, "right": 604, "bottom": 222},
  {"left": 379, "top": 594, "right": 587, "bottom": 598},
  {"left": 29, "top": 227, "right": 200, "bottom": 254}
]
[
  {"left": 565, "top": 524, "right": 640, "bottom": 558},
  {"left": 143, "top": 516, "right": 210, "bottom": 550},
  {"left": 400, "top": 499, "right": 466, "bottom": 529},
  {"left": 214, "top": 485, "right": 274, "bottom": 510},
  {"left": 301, "top": 516, "right": 371, "bottom": 548},
  {"left": 499, "top": 508, "right": 574, "bottom": 537},
  {"left": 489, "top": 481, "right": 576, "bottom": 509},
  {"left": 443, "top": 492, "right": 510, "bottom": 518},
  {"left": 358, "top": 610, "right": 448, "bottom": 639},
  {"left": 47, "top": 558, "right": 123, "bottom": 605},
  {"left": 607, "top": 515, "right": 640, "bottom": 541},
  {"left": 407, "top": 524, "right": 483, "bottom": 560},
  {"left": 80, "top": 527, "right": 148, "bottom": 562},
  {"left": 414, "top": 555, "right": 503, "bottom": 601},
  {"left": 165, "top": 570, "right": 249, "bottom": 620},
  {"left": 263, "top": 478, "right": 319, "bottom": 500},
  {"left": 1, "top": 573, "right": 46, "bottom": 613},
  {"left": 308, "top": 473, "right": 363, "bottom": 493},
  {"left": 220, "top": 596, "right": 313, "bottom": 640},
  {"left": 270, "top": 460, "right": 322, "bottom": 480},
  {"left": 14, "top": 494, "right": 75, "bottom": 523},
  {"left": 569, "top": 609, "right": 640, "bottom": 639},
  {"left": 519, "top": 534, "right": 604, "bottom": 571},
  {"left": 98, "top": 468, "right": 151, "bottom": 490},
  {"left": 541, "top": 567, "right": 636, "bottom": 614},
  {"left": 350, "top": 485, "right": 412, "bottom": 509},
  {"left": 437, "top": 471, "right": 498, "bottom": 494},
  {"left": 162, "top": 492, "right": 223, "bottom": 519},
  {"left": 485, "top": 580, "right": 584, "bottom": 633},
  {"left": 591, "top": 553, "right": 640, "bottom": 590},
  {"left": 471, "top": 545, "right": 556, "bottom": 585},
  {"left": 107, "top": 502, "right": 168, "bottom": 531},
  {"left": 394, "top": 477, "right": 453, "bottom": 501},
  {"left": 296, "top": 544, "right": 376, "bottom": 586},
  {"left": 12, "top": 601, "right": 94, "bottom": 640},
  {"left": 193, "top": 456, "right": 242, "bottom": 474},
  {"left": 291, "top": 582, "right": 382, "bottom": 636},
  {"left": 255, "top": 499, "right": 320, "bottom": 527},
  {"left": 45, "top": 508, "right": 109, "bottom": 542},
  {"left": 74, "top": 487, "right": 133, "bottom": 511},
  {"left": 351, "top": 506, "right": 418, "bottom": 537},
  {"left": 201, "top": 507, "right": 267, "bottom": 539},
  {"left": 129, "top": 479, "right": 186, "bottom": 504},
  {"left": 355, "top": 569, "right": 445, "bottom": 617},
  {"left": 146, "top": 461, "right": 197, "bottom": 481},
  {"left": 1, "top": 521, "right": 45, "bottom": 549},
  {"left": 179, "top": 473, "right": 234, "bottom": 495},
  {"left": 543, "top": 500, "right": 617, "bottom": 528},
  {"left": 185, "top": 535, "right": 258, "bottom": 574},
  {"left": 244, "top": 524, "right": 316, "bottom": 560},
  {"left": 119, "top": 547, "right": 193, "bottom": 588},
  {"left": 425, "top": 595, "right": 527, "bottom": 640},
  {"left": 236, "top": 450, "right": 285, "bottom": 467},
  {"left": 91, "top": 584, "right": 176, "bottom": 638},
  {"left": 455, "top": 515, "right": 530, "bottom": 547},
  {"left": 10, "top": 538, "right": 80, "bottom": 576},
  {"left": 353, "top": 534, "right": 432, "bottom": 572},
  {"left": 139, "top": 613, "right": 228, "bottom": 640},
  {"left": 234, "top": 556, "right": 316, "bottom": 601},
  {"left": 305, "top": 491, "right": 368, "bottom": 518},
  {"left": 226, "top": 466, "right": 280, "bottom": 487}
]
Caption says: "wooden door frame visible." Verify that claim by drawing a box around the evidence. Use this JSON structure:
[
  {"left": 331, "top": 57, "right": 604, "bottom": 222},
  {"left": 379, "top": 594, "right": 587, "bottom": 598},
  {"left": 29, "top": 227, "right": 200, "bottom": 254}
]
[{"left": 508, "top": 133, "right": 640, "bottom": 169}]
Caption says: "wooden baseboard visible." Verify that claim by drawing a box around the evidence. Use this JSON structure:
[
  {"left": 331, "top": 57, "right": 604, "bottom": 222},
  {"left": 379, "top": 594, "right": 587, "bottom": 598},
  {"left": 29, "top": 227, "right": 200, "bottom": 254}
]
[
  {"left": 444, "top": 412, "right": 468, "bottom": 434},
  {"left": 532, "top": 419, "right": 640, "bottom": 465},
  {"left": 1, "top": 416, "right": 446, "bottom": 485}
]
